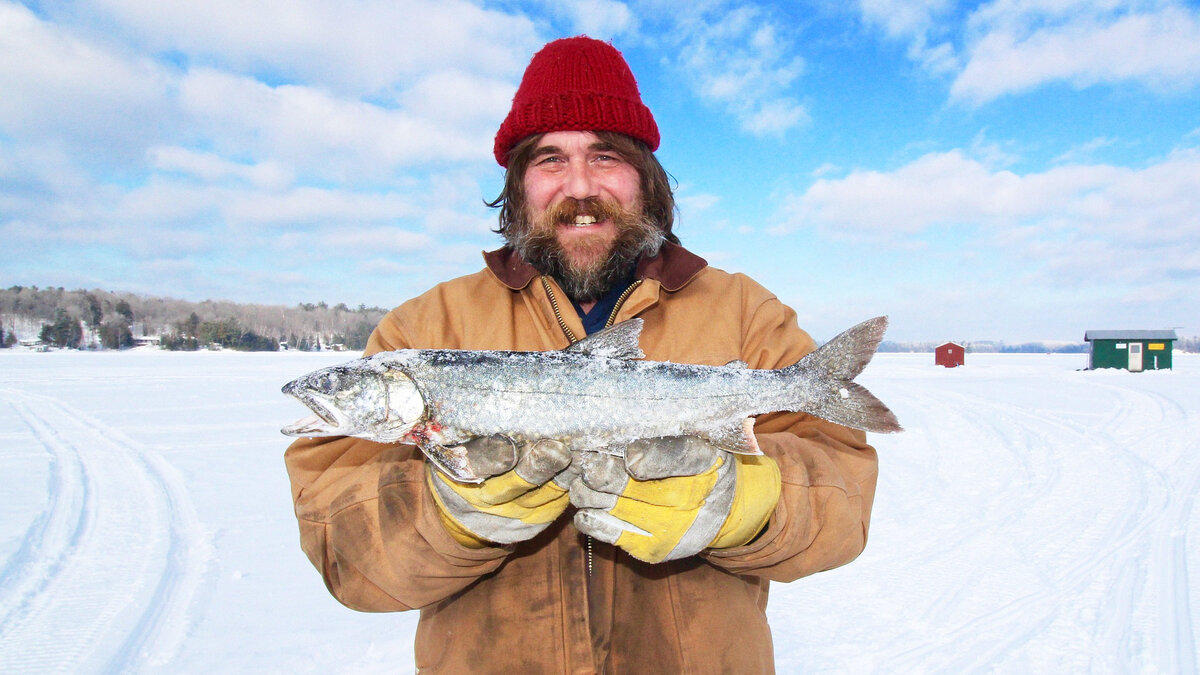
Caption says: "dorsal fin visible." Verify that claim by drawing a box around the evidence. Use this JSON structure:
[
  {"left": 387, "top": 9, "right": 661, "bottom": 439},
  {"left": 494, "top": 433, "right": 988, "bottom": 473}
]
[{"left": 565, "top": 318, "right": 645, "bottom": 360}]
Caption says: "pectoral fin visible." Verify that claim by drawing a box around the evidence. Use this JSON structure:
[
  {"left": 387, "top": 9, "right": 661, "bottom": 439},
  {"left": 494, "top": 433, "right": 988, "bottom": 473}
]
[{"left": 420, "top": 441, "right": 484, "bottom": 484}]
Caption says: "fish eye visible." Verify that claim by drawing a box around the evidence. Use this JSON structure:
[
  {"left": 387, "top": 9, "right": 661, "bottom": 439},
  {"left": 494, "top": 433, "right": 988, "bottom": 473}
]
[{"left": 315, "top": 371, "right": 341, "bottom": 395}]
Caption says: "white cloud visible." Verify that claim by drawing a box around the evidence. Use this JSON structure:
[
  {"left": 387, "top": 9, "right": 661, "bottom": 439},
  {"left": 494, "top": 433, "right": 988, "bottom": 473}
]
[
  {"left": 0, "top": 2, "right": 174, "bottom": 160},
  {"left": 858, "top": 0, "right": 959, "bottom": 73},
  {"left": 320, "top": 227, "right": 433, "bottom": 254},
  {"left": 677, "top": 192, "right": 720, "bottom": 215},
  {"left": 740, "top": 99, "right": 809, "bottom": 137},
  {"left": 423, "top": 208, "right": 495, "bottom": 236},
  {"left": 775, "top": 148, "right": 1196, "bottom": 236},
  {"left": 669, "top": 6, "right": 809, "bottom": 136},
  {"left": 400, "top": 70, "right": 519, "bottom": 129},
  {"left": 810, "top": 163, "right": 840, "bottom": 178},
  {"left": 857, "top": 0, "right": 1200, "bottom": 104},
  {"left": 1, "top": 208, "right": 214, "bottom": 258},
  {"left": 63, "top": 0, "right": 540, "bottom": 97},
  {"left": 1050, "top": 136, "right": 1117, "bottom": 164},
  {"left": 0, "top": 1, "right": 533, "bottom": 180},
  {"left": 859, "top": 0, "right": 953, "bottom": 39},
  {"left": 149, "top": 147, "right": 295, "bottom": 190},
  {"left": 360, "top": 258, "right": 415, "bottom": 276},
  {"left": 0, "top": 143, "right": 98, "bottom": 212},
  {"left": 178, "top": 69, "right": 494, "bottom": 175},
  {"left": 4, "top": 164, "right": 431, "bottom": 259},
  {"left": 772, "top": 146, "right": 1200, "bottom": 287},
  {"left": 552, "top": 0, "right": 636, "bottom": 37},
  {"left": 416, "top": 171, "right": 499, "bottom": 236},
  {"left": 952, "top": 4, "right": 1200, "bottom": 104},
  {"left": 776, "top": 150, "right": 1035, "bottom": 234},
  {"left": 220, "top": 187, "right": 420, "bottom": 228}
]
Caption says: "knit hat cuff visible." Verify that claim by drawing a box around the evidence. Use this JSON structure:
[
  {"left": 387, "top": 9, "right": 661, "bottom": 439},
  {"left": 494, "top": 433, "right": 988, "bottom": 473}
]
[{"left": 494, "top": 92, "right": 659, "bottom": 166}]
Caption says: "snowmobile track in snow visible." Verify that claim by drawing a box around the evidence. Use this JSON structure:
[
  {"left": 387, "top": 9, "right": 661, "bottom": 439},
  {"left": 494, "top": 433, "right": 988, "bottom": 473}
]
[
  {"left": 0, "top": 389, "right": 210, "bottom": 672},
  {"left": 875, "top": 377, "right": 1198, "bottom": 673}
]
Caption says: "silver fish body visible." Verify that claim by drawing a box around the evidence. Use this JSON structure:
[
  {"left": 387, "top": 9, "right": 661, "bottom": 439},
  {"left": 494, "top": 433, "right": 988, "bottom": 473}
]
[{"left": 282, "top": 316, "right": 901, "bottom": 482}]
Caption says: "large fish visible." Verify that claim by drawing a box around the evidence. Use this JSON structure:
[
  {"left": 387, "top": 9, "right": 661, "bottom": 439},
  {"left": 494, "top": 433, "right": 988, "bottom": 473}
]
[{"left": 282, "top": 316, "right": 901, "bottom": 483}]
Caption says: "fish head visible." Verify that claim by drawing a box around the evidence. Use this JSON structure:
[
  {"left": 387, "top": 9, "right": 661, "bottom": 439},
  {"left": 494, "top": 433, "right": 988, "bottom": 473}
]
[{"left": 281, "top": 361, "right": 425, "bottom": 442}]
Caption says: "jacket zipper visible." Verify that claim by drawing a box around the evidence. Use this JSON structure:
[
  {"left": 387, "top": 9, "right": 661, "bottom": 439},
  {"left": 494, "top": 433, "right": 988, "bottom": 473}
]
[
  {"left": 540, "top": 276, "right": 579, "bottom": 344},
  {"left": 541, "top": 275, "right": 643, "bottom": 578},
  {"left": 540, "top": 275, "right": 644, "bottom": 339},
  {"left": 604, "top": 280, "right": 643, "bottom": 328}
]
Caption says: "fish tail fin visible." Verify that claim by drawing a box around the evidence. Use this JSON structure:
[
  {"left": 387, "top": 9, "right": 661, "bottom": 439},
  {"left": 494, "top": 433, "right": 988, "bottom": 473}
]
[{"left": 786, "top": 316, "right": 902, "bottom": 433}]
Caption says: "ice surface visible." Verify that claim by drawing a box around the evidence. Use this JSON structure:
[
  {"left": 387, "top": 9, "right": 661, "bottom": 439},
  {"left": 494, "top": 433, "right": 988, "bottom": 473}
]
[{"left": 0, "top": 349, "right": 1196, "bottom": 672}]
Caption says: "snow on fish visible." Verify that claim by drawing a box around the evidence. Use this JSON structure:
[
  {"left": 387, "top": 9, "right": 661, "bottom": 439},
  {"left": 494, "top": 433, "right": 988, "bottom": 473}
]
[{"left": 281, "top": 316, "right": 902, "bottom": 483}]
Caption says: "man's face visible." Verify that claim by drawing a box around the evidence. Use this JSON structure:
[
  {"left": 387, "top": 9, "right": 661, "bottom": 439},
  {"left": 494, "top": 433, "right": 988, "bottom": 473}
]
[{"left": 522, "top": 131, "right": 643, "bottom": 273}]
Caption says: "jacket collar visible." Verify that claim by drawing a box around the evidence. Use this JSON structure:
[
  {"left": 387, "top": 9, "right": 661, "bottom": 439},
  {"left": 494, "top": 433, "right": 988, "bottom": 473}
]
[{"left": 483, "top": 241, "right": 707, "bottom": 292}]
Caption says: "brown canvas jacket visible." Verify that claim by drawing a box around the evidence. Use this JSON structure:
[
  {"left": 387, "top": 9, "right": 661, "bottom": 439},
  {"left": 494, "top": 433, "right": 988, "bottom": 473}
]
[{"left": 284, "top": 243, "right": 879, "bottom": 674}]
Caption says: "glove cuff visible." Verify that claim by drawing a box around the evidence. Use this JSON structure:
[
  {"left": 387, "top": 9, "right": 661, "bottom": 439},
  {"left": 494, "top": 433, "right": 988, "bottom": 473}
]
[
  {"left": 708, "top": 454, "right": 781, "bottom": 550},
  {"left": 427, "top": 464, "right": 570, "bottom": 546},
  {"left": 426, "top": 468, "right": 492, "bottom": 549}
]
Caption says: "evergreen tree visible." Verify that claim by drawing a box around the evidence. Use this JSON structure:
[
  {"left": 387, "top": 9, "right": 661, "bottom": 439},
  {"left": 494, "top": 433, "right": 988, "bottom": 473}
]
[
  {"left": 345, "top": 319, "right": 374, "bottom": 350},
  {"left": 85, "top": 293, "right": 103, "bottom": 330},
  {"left": 115, "top": 299, "right": 134, "bottom": 323},
  {"left": 184, "top": 312, "right": 200, "bottom": 338},
  {"left": 39, "top": 309, "right": 82, "bottom": 348},
  {"left": 100, "top": 319, "right": 134, "bottom": 349}
]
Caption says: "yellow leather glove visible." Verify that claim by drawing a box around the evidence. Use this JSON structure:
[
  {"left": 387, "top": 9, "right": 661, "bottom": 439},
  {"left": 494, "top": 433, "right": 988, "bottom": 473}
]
[
  {"left": 570, "top": 436, "right": 781, "bottom": 563},
  {"left": 427, "top": 436, "right": 574, "bottom": 547}
]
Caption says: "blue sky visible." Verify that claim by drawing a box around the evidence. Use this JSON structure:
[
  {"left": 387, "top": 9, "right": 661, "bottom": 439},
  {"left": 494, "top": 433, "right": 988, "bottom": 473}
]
[{"left": 2, "top": 0, "right": 1198, "bottom": 342}]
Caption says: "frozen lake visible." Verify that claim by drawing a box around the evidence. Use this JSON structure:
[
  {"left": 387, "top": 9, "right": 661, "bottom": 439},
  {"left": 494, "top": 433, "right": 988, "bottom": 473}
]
[{"left": 0, "top": 349, "right": 1197, "bottom": 672}]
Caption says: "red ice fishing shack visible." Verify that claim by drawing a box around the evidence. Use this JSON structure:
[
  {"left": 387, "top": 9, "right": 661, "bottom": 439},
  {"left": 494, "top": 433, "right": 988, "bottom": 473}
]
[{"left": 935, "top": 342, "right": 965, "bottom": 368}]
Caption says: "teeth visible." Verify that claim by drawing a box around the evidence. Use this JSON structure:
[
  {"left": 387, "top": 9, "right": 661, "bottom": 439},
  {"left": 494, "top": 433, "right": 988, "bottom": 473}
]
[{"left": 573, "top": 215, "right": 597, "bottom": 226}]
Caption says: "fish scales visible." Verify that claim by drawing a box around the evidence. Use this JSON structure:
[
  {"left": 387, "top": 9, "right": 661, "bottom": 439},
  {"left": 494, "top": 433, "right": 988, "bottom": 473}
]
[{"left": 393, "top": 349, "right": 791, "bottom": 449}]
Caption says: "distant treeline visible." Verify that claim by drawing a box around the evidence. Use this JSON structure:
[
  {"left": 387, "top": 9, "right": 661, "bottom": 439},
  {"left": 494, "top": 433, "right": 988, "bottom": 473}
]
[
  {"left": 877, "top": 340, "right": 1089, "bottom": 354},
  {"left": 879, "top": 339, "right": 1200, "bottom": 353},
  {"left": 3, "top": 285, "right": 1195, "bottom": 354},
  {"left": 0, "top": 285, "right": 387, "bottom": 352}
]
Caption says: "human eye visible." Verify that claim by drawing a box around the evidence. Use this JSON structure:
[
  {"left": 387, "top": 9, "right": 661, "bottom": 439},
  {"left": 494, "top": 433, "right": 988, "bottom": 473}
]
[
  {"left": 530, "top": 145, "right": 566, "bottom": 165},
  {"left": 533, "top": 153, "right": 565, "bottom": 168},
  {"left": 591, "top": 151, "right": 625, "bottom": 166}
]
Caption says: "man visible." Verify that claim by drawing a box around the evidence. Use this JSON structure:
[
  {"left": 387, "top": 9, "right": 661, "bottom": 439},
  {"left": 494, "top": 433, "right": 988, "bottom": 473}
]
[{"left": 285, "top": 36, "right": 878, "bottom": 673}]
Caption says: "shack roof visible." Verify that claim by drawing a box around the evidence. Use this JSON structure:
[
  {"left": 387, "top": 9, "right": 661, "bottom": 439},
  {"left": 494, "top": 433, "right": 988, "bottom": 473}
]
[{"left": 1084, "top": 330, "right": 1177, "bottom": 341}]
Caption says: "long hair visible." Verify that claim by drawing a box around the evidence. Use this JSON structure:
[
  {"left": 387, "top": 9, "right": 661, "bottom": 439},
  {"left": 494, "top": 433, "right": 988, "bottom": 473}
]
[{"left": 486, "top": 131, "right": 680, "bottom": 245}]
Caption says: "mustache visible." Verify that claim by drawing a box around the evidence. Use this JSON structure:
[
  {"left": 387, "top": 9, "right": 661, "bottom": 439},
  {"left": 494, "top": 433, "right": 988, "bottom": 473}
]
[
  {"left": 544, "top": 197, "right": 626, "bottom": 225},
  {"left": 508, "top": 195, "right": 665, "bottom": 303}
]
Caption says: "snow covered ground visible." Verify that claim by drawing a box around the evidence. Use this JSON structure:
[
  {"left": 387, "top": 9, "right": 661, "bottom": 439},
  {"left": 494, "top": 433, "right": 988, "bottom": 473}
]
[{"left": 0, "top": 349, "right": 1196, "bottom": 673}]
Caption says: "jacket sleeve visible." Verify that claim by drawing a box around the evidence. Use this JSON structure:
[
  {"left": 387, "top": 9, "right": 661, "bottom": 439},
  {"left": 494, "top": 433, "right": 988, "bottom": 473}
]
[
  {"left": 702, "top": 292, "right": 880, "bottom": 581},
  {"left": 283, "top": 312, "right": 512, "bottom": 612}
]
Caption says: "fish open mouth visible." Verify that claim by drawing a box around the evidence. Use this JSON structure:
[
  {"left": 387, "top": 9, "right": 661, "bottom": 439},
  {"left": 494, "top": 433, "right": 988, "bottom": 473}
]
[{"left": 281, "top": 393, "right": 341, "bottom": 436}]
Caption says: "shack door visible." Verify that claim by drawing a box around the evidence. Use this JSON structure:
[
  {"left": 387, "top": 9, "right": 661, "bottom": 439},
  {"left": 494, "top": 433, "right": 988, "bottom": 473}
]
[{"left": 1128, "top": 342, "right": 1143, "bottom": 372}]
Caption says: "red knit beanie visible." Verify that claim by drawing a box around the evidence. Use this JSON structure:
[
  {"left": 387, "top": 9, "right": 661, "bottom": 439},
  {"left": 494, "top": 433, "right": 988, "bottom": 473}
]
[{"left": 493, "top": 36, "right": 660, "bottom": 167}]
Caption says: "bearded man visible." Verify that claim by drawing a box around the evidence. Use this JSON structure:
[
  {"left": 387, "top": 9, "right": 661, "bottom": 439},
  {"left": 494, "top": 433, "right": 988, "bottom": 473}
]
[{"left": 285, "top": 36, "right": 878, "bottom": 674}]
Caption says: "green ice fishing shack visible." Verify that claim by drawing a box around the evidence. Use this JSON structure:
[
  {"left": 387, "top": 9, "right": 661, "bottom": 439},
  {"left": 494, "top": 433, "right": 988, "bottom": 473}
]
[{"left": 1083, "top": 329, "right": 1177, "bottom": 371}]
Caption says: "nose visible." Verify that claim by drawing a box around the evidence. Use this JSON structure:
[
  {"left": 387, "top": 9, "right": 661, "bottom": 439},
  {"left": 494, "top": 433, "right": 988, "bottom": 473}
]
[{"left": 563, "top": 159, "right": 598, "bottom": 200}]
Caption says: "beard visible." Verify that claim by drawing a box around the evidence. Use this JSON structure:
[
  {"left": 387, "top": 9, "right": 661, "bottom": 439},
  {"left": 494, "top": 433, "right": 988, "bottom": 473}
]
[{"left": 508, "top": 197, "right": 664, "bottom": 303}]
